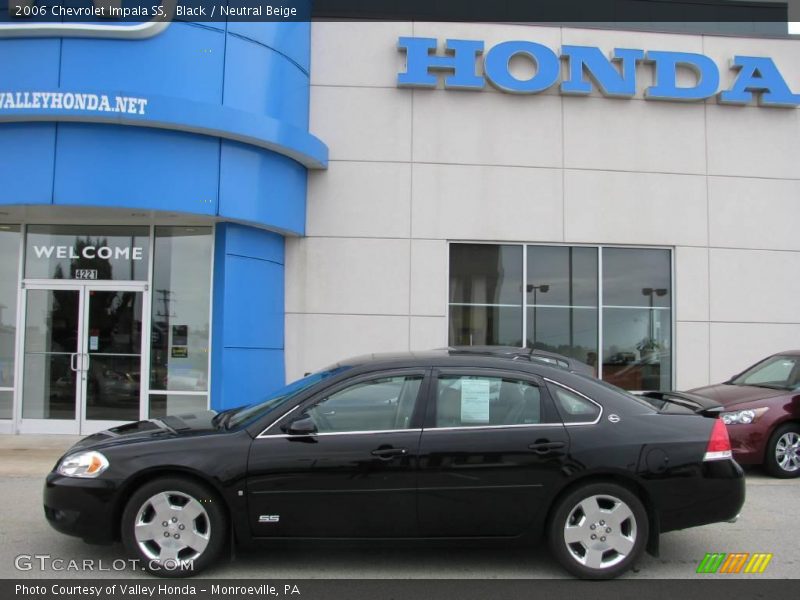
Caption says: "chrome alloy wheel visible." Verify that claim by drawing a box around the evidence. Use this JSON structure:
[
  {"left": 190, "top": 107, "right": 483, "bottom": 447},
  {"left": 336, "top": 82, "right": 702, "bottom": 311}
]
[
  {"left": 775, "top": 431, "right": 800, "bottom": 473},
  {"left": 563, "top": 494, "right": 638, "bottom": 570},
  {"left": 134, "top": 491, "right": 211, "bottom": 564}
]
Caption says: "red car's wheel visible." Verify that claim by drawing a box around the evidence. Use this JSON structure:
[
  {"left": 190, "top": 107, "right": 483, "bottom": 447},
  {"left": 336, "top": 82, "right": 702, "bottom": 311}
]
[{"left": 765, "top": 423, "right": 800, "bottom": 478}]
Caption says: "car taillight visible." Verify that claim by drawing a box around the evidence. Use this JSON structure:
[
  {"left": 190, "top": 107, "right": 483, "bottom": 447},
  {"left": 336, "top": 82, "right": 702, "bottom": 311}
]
[{"left": 704, "top": 418, "right": 733, "bottom": 461}]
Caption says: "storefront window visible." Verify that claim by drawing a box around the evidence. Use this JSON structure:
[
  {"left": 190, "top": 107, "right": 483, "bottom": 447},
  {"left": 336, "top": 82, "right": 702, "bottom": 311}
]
[
  {"left": 448, "top": 243, "right": 672, "bottom": 391},
  {"left": 0, "top": 225, "right": 20, "bottom": 419},
  {"left": 24, "top": 225, "right": 149, "bottom": 281},
  {"left": 449, "top": 244, "right": 523, "bottom": 346},
  {"left": 527, "top": 246, "right": 598, "bottom": 372},
  {"left": 149, "top": 227, "right": 212, "bottom": 411},
  {"left": 149, "top": 394, "right": 208, "bottom": 418},
  {"left": 601, "top": 248, "right": 672, "bottom": 392}
]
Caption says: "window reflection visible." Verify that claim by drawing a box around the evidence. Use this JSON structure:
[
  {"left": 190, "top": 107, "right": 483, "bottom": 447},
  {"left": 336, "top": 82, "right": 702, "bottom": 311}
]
[
  {"left": 602, "top": 249, "right": 672, "bottom": 391},
  {"left": 0, "top": 226, "right": 20, "bottom": 419},
  {"left": 24, "top": 225, "right": 149, "bottom": 281},
  {"left": 150, "top": 227, "right": 212, "bottom": 394},
  {"left": 449, "top": 244, "right": 523, "bottom": 346},
  {"left": 527, "top": 246, "right": 598, "bottom": 369},
  {"left": 448, "top": 243, "right": 672, "bottom": 391},
  {"left": 149, "top": 394, "right": 207, "bottom": 418}
]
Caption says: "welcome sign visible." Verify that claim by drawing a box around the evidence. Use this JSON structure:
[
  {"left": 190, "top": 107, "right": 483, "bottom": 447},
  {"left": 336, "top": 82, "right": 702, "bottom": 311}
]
[{"left": 397, "top": 37, "right": 800, "bottom": 108}]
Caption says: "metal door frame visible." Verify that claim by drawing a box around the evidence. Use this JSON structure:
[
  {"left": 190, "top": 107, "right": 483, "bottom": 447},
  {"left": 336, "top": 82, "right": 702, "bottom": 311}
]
[{"left": 17, "top": 280, "right": 149, "bottom": 435}]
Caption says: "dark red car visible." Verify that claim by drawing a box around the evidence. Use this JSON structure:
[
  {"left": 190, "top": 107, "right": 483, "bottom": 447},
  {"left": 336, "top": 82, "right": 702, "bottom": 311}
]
[{"left": 689, "top": 351, "right": 800, "bottom": 478}]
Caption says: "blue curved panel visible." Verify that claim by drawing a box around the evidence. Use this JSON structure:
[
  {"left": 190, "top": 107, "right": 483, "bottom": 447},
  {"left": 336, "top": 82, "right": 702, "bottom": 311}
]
[
  {"left": 0, "top": 22, "right": 327, "bottom": 235},
  {"left": 219, "top": 141, "right": 307, "bottom": 234},
  {"left": 0, "top": 123, "right": 55, "bottom": 205},
  {"left": 60, "top": 24, "right": 225, "bottom": 104},
  {"left": 224, "top": 33, "right": 309, "bottom": 129},
  {"left": 0, "top": 38, "right": 60, "bottom": 87},
  {"left": 53, "top": 123, "right": 220, "bottom": 213},
  {"left": 228, "top": 21, "right": 311, "bottom": 73},
  {"left": 211, "top": 223, "right": 286, "bottom": 410}
]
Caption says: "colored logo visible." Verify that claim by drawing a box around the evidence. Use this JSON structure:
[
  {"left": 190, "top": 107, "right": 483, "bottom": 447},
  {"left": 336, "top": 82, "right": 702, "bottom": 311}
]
[{"left": 696, "top": 552, "right": 773, "bottom": 574}]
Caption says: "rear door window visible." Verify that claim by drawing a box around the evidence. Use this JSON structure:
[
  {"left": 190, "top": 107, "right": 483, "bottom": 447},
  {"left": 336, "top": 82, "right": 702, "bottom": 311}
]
[{"left": 434, "top": 375, "right": 554, "bottom": 427}]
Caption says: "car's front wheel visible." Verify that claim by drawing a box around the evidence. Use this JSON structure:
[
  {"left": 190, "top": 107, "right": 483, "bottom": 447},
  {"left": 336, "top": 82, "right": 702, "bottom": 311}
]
[
  {"left": 547, "top": 482, "right": 648, "bottom": 579},
  {"left": 121, "top": 477, "right": 227, "bottom": 577},
  {"left": 764, "top": 423, "right": 800, "bottom": 478}
]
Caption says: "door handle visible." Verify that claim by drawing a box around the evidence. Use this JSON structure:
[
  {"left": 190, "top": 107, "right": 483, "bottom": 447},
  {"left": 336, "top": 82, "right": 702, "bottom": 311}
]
[
  {"left": 370, "top": 447, "right": 408, "bottom": 460},
  {"left": 527, "top": 441, "right": 566, "bottom": 455},
  {"left": 70, "top": 353, "right": 79, "bottom": 372},
  {"left": 83, "top": 353, "right": 91, "bottom": 372}
]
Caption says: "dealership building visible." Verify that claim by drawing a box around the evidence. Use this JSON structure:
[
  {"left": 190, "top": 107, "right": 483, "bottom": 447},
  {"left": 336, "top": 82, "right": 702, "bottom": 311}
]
[{"left": 0, "top": 15, "right": 798, "bottom": 434}]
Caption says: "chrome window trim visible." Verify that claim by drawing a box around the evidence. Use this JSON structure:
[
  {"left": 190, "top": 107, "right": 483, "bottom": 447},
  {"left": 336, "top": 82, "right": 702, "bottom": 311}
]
[
  {"left": 423, "top": 422, "right": 565, "bottom": 432},
  {"left": 259, "top": 427, "right": 423, "bottom": 439},
  {"left": 543, "top": 377, "right": 604, "bottom": 426}
]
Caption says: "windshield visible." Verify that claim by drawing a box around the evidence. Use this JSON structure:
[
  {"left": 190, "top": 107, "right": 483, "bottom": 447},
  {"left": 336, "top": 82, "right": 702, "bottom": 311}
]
[
  {"left": 731, "top": 355, "right": 799, "bottom": 390},
  {"left": 225, "top": 366, "right": 351, "bottom": 429}
]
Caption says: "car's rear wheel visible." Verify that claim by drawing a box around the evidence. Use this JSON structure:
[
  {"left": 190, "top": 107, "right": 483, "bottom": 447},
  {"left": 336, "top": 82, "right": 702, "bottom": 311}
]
[
  {"left": 764, "top": 423, "right": 800, "bottom": 478},
  {"left": 121, "top": 477, "right": 227, "bottom": 577},
  {"left": 548, "top": 482, "right": 648, "bottom": 579}
]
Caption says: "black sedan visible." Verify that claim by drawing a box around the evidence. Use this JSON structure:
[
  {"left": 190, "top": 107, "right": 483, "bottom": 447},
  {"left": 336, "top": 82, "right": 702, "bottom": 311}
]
[{"left": 44, "top": 350, "right": 744, "bottom": 579}]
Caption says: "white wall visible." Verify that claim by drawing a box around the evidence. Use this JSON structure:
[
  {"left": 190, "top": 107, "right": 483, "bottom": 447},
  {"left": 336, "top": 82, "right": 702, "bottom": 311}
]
[{"left": 286, "top": 22, "right": 800, "bottom": 388}]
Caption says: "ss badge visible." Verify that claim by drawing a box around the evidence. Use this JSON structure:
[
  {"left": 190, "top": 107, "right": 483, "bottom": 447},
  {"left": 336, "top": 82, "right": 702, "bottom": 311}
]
[{"left": 258, "top": 515, "right": 280, "bottom": 523}]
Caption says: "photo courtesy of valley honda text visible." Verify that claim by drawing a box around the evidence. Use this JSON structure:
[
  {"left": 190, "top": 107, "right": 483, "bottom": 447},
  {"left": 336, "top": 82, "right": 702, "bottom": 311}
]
[{"left": 2, "top": 13, "right": 797, "bottom": 435}]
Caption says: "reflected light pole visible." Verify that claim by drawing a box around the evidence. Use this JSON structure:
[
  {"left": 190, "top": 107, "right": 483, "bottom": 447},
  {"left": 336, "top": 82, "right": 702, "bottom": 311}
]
[
  {"left": 641, "top": 287, "right": 668, "bottom": 341},
  {"left": 527, "top": 284, "right": 549, "bottom": 347}
]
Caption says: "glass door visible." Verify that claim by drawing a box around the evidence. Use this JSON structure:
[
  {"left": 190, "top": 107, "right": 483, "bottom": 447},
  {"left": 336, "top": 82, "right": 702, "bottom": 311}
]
[
  {"left": 20, "top": 284, "right": 82, "bottom": 434},
  {"left": 81, "top": 286, "right": 145, "bottom": 434},
  {"left": 19, "top": 283, "right": 147, "bottom": 435}
]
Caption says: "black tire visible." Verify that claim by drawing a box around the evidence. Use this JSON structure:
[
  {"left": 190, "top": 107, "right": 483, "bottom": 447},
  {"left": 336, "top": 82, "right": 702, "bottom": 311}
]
[
  {"left": 547, "top": 482, "right": 648, "bottom": 580},
  {"left": 764, "top": 423, "right": 800, "bottom": 479},
  {"left": 121, "top": 477, "right": 227, "bottom": 577}
]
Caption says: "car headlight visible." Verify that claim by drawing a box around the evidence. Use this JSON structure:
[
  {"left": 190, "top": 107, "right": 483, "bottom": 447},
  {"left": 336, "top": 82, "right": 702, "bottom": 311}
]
[
  {"left": 720, "top": 407, "right": 768, "bottom": 425},
  {"left": 57, "top": 451, "right": 109, "bottom": 478}
]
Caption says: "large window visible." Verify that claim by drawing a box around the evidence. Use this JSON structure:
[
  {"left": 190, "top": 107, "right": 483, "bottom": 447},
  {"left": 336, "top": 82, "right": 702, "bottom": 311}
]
[
  {"left": 149, "top": 226, "right": 213, "bottom": 417},
  {"left": 449, "top": 244, "right": 672, "bottom": 391},
  {"left": 0, "top": 225, "right": 20, "bottom": 419},
  {"left": 24, "top": 225, "right": 149, "bottom": 281},
  {"left": 527, "top": 246, "right": 598, "bottom": 367},
  {"left": 449, "top": 244, "right": 523, "bottom": 346},
  {"left": 601, "top": 248, "right": 672, "bottom": 391}
]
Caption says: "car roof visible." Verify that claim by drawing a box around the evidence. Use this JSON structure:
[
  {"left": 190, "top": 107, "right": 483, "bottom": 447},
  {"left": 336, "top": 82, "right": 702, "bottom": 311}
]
[{"left": 330, "top": 349, "right": 566, "bottom": 377}]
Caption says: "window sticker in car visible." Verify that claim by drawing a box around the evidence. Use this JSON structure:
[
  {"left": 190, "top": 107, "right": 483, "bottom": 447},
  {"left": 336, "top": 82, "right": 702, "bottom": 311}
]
[{"left": 460, "top": 379, "right": 491, "bottom": 423}]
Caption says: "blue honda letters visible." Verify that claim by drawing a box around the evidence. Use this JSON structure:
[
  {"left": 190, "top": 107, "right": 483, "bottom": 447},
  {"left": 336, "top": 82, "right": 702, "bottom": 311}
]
[{"left": 397, "top": 37, "right": 800, "bottom": 107}]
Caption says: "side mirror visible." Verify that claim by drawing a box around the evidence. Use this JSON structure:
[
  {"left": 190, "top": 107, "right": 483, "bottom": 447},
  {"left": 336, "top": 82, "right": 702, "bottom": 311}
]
[{"left": 284, "top": 414, "right": 318, "bottom": 436}]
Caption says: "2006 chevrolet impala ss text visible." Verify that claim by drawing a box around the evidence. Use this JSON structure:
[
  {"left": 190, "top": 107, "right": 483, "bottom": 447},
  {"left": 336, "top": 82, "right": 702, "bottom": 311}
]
[{"left": 43, "top": 350, "right": 744, "bottom": 579}]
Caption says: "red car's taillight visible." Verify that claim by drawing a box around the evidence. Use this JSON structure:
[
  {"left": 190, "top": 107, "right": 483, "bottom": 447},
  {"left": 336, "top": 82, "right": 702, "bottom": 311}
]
[{"left": 704, "top": 418, "right": 733, "bottom": 461}]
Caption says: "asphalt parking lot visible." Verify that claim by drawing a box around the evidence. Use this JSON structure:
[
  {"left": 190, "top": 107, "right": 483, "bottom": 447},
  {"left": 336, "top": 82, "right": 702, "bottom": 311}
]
[{"left": 1, "top": 435, "right": 796, "bottom": 580}]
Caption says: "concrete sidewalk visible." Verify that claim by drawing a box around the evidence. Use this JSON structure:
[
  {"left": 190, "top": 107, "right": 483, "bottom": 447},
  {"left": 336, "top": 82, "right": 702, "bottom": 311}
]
[{"left": 0, "top": 434, "right": 82, "bottom": 477}]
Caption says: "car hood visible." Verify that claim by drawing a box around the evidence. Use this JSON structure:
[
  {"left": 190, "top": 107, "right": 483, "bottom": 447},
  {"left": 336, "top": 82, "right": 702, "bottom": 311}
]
[
  {"left": 67, "top": 410, "right": 219, "bottom": 453},
  {"left": 688, "top": 383, "right": 787, "bottom": 408}
]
